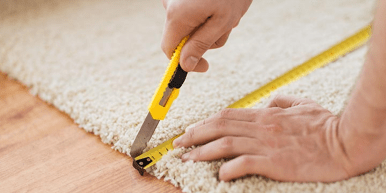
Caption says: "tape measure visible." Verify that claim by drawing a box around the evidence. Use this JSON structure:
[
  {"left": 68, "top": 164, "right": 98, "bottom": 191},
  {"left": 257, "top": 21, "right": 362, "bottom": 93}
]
[{"left": 134, "top": 25, "right": 372, "bottom": 170}]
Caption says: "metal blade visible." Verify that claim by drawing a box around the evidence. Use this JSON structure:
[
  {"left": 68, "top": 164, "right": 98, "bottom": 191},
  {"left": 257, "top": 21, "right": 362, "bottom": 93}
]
[
  {"left": 130, "top": 112, "right": 160, "bottom": 158},
  {"left": 130, "top": 87, "right": 174, "bottom": 159}
]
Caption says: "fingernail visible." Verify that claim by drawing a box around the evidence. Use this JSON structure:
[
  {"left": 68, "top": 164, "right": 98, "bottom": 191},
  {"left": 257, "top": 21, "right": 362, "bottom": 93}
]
[
  {"left": 185, "top": 56, "right": 199, "bottom": 71},
  {"left": 181, "top": 152, "right": 190, "bottom": 161},
  {"left": 185, "top": 124, "right": 195, "bottom": 133},
  {"left": 173, "top": 137, "right": 182, "bottom": 148}
]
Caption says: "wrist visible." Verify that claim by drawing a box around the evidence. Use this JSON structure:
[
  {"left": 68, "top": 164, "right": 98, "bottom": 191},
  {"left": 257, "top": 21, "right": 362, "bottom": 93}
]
[{"left": 338, "top": 87, "right": 386, "bottom": 176}]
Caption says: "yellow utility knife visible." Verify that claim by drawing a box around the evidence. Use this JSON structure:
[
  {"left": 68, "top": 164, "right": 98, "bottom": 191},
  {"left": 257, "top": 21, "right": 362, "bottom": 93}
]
[{"left": 130, "top": 37, "right": 189, "bottom": 175}]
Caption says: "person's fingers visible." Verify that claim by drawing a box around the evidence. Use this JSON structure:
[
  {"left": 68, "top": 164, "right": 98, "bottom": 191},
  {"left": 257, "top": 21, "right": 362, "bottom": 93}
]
[
  {"left": 267, "top": 95, "right": 314, "bottom": 108},
  {"left": 181, "top": 137, "right": 268, "bottom": 162},
  {"left": 189, "top": 108, "right": 260, "bottom": 130},
  {"left": 191, "top": 58, "right": 209, "bottom": 72},
  {"left": 161, "top": 0, "right": 213, "bottom": 60},
  {"left": 219, "top": 155, "right": 274, "bottom": 181},
  {"left": 210, "top": 30, "right": 232, "bottom": 49},
  {"left": 180, "top": 15, "right": 232, "bottom": 72},
  {"left": 174, "top": 119, "right": 260, "bottom": 148},
  {"left": 161, "top": 18, "right": 194, "bottom": 59}
]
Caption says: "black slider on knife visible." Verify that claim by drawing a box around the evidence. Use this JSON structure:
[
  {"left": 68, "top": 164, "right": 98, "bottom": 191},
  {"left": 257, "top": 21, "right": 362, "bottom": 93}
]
[{"left": 168, "top": 64, "right": 188, "bottom": 89}]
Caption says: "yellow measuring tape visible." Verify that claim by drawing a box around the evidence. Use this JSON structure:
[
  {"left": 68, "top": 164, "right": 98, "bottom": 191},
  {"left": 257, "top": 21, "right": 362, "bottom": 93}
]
[{"left": 135, "top": 25, "right": 372, "bottom": 170}]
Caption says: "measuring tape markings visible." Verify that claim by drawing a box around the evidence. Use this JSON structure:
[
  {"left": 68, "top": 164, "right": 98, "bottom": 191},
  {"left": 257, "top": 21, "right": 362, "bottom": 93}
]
[
  {"left": 134, "top": 25, "right": 372, "bottom": 170},
  {"left": 135, "top": 133, "right": 183, "bottom": 169},
  {"left": 229, "top": 25, "right": 372, "bottom": 108}
]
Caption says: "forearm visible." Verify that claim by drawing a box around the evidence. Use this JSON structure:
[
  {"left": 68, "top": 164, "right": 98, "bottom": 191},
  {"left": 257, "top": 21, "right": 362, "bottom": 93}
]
[
  {"left": 359, "top": 0, "right": 386, "bottom": 110},
  {"left": 339, "top": 0, "right": 386, "bottom": 173}
]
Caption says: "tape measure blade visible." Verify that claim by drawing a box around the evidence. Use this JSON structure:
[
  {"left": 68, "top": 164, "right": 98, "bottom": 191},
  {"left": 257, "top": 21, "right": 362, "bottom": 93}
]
[
  {"left": 135, "top": 133, "right": 183, "bottom": 169},
  {"left": 228, "top": 25, "right": 371, "bottom": 109}
]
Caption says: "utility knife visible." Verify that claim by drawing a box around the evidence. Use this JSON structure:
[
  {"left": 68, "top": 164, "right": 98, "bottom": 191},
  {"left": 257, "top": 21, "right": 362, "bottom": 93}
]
[{"left": 130, "top": 37, "right": 189, "bottom": 175}]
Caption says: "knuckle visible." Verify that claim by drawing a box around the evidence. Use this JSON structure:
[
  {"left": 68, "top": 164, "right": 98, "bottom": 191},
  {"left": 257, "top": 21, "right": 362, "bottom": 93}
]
[
  {"left": 215, "top": 119, "right": 227, "bottom": 130},
  {"left": 187, "top": 128, "right": 195, "bottom": 140},
  {"left": 190, "top": 38, "right": 212, "bottom": 53},
  {"left": 251, "top": 111, "right": 261, "bottom": 119},
  {"left": 272, "top": 94, "right": 282, "bottom": 102},
  {"left": 306, "top": 107, "right": 320, "bottom": 114},
  {"left": 165, "top": 2, "right": 178, "bottom": 19},
  {"left": 191, "top": 147, "right": 202, "bottom": 158},
  {"left": 219, "top": 137, "right": 234, "bottom": 150},
  {"left": 219, "top": 108, "right": 232, "bottom": 118},
  {"left": 239, "top": 155, "right": 253, "bottom": 165}
]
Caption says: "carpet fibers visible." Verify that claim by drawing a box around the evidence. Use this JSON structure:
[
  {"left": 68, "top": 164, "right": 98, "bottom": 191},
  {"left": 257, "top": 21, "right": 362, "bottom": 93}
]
[{"left": 1, "top": 0, "right": 385, "bottom": 192}]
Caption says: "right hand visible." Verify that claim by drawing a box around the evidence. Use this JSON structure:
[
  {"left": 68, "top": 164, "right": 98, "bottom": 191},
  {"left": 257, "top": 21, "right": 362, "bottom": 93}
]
[{"left": 161, "top": 0, "right": 253, "bottom": 72}]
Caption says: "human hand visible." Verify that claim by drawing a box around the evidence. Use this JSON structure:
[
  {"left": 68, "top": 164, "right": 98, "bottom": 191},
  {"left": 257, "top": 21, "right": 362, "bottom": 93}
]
[
  {"left": 161, "top": 0, "right": 252, "bottom": 72},
  {"left": 173, "top": 95, "right": 370, "bottom": 182}
]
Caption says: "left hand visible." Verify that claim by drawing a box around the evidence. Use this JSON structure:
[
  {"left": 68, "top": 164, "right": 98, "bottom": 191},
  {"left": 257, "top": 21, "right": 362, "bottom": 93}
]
[{"left": 173, "top": 95, "right": 355, "bottom": 182}]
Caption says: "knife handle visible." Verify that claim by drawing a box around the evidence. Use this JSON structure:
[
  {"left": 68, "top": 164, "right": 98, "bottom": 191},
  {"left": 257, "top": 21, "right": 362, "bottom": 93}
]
[{"left": 148, "top": 36, "right": 189, "bottom": 120}]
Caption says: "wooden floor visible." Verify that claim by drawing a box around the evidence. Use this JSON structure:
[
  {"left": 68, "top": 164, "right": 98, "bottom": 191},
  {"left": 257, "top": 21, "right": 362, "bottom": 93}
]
[{"left": 0, "top": 72, "right": 181, "bottom": 193}]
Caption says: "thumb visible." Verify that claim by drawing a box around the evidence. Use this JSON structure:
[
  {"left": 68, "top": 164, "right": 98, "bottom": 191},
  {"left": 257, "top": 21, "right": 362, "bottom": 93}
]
[
  {"left": 267, "top": 95, "right": 314, "bottom": 109},
  {"left": 180, "top": 16, "right": 230, "bottom": 72}
]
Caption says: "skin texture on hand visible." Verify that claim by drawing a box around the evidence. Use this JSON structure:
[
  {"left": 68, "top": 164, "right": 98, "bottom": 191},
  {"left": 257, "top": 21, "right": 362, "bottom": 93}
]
[
  {"left": 173, "top": 96, "right": 351, "bottom": 182},
  {"left": 161, "top": 0, "right": 252, "bottom": 72}
]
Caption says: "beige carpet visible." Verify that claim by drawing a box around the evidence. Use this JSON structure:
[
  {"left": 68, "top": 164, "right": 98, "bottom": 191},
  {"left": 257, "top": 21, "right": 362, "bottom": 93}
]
[{"left": 2, "top": 0, "right": 385, "bottom": 192}]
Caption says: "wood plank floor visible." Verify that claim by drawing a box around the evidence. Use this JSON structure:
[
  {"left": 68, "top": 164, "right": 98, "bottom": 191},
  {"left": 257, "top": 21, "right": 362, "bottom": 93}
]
[{"left": 0, "top": 72, "right": 181, "bottom": 193}]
